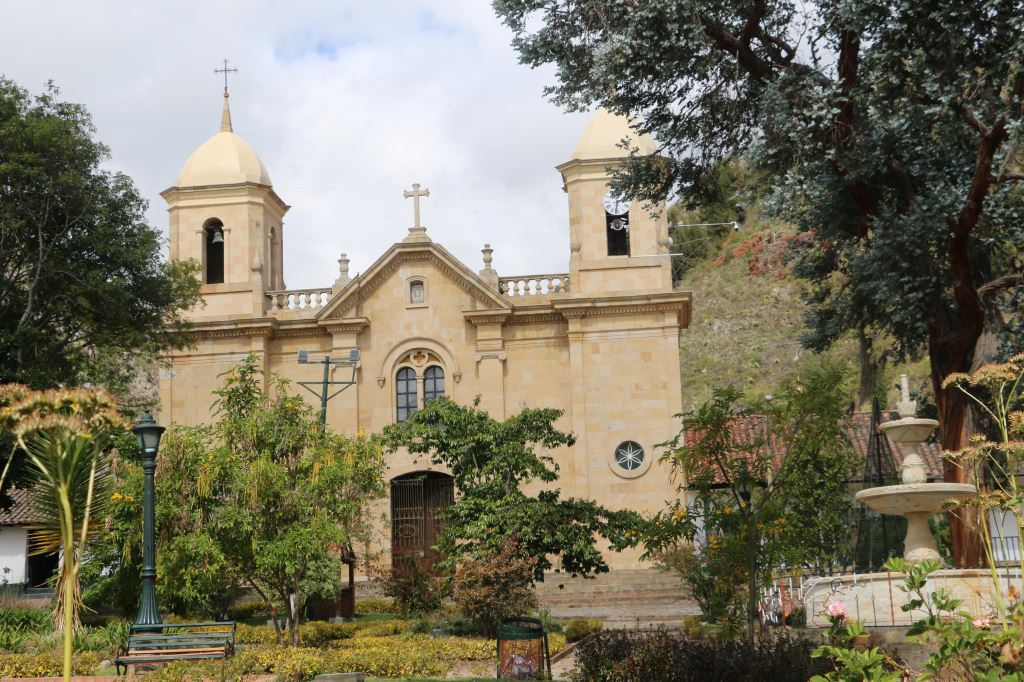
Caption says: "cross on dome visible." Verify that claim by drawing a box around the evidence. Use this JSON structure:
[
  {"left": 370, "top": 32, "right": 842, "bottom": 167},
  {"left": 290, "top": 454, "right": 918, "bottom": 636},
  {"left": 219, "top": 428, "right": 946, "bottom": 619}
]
[{"left": 214, "top": 59, "right": 238, "bottom": 133}]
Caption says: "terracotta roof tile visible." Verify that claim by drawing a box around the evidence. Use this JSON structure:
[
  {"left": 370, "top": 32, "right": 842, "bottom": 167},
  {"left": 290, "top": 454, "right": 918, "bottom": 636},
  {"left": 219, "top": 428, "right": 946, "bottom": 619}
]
[
  {"left": 0, "top": 488, "right": 40, "bottom": 525},
  {"left": 683, "top": 411, "right": 945, "bottom": 485}
]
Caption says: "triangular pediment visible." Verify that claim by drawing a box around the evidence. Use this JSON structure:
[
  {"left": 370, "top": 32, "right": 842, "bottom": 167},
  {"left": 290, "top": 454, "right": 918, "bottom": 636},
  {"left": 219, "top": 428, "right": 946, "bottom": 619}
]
[{"left": 315, "top": 240, "right": 511, "bottom": 320}]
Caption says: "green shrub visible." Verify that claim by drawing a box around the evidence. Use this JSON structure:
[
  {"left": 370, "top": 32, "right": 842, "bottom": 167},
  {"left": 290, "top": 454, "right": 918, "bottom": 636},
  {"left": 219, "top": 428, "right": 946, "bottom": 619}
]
[
  {"left": 570, "top": 629, "right": 829, "bottom": 682},
  {"left": 564, "top": 618, "right": 603, "bottom": 642},
  {"left": 0, "top": 651, "right": 101, "bottom": 677},
  {"left": 0, "top": 606, "right": 52, "bottom": 633},
  {"left": 356, "top": 597, "right": 398, "bottom": 614},
  {"left": 371, "top": 552, "right": 447, "bottom": 615}
]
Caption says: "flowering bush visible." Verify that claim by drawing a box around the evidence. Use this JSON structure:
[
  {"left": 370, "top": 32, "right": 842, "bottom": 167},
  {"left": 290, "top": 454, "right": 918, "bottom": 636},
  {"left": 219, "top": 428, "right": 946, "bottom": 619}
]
[
  {"left": 149, "top": 633, "right": 566, "bottom": 681},
  {"left": 813, "top": 558, "right": 1024, "bottom": 680},
  {"left": 0, "top": 651, "right": 101, "bottom": 678},
  {"left": 355, "top": 597, "right": 398, "bottom": 614}
]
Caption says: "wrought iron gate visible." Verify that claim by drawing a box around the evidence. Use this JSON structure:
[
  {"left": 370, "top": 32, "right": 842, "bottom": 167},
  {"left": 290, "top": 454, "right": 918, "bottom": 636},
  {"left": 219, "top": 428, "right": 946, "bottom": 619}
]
[{"left": 390, "top": 472, "right": 454, "bottom": 570}]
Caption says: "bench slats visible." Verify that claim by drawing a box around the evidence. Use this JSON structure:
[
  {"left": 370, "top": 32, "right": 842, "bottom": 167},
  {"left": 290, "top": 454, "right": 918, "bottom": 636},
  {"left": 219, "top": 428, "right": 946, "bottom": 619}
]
[{"left": 115, "top": 620, "right": 235, "bottom": 676}]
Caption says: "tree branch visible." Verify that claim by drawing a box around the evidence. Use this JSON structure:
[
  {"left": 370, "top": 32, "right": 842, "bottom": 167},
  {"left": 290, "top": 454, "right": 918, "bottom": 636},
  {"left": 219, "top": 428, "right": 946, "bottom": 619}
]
[
  {"left": 886, "top": 157, "right": 919, "bottom": 212},
  {"left": 978, "top": 273, "right": 1024, "bottom": 298}
]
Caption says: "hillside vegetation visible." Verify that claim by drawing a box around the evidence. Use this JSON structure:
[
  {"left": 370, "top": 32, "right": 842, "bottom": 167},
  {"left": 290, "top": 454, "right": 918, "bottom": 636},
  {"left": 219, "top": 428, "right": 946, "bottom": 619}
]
[{"left": 670, "top": 162, "right": 931, "bottom": 413}]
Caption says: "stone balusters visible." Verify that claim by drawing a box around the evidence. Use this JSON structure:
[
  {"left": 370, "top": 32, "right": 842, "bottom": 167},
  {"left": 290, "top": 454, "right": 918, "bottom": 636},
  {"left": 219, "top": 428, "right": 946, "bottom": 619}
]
[
  {"left": 266, "top": 288, "right": 332, "bottom": 313},
  {"left": 498, "top": 274, "right": 570, "bottom": 300}
]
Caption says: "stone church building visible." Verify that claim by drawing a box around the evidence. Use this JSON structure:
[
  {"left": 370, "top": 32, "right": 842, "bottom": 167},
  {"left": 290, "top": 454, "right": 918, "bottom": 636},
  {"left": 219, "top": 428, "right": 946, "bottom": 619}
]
[{"left": 158, "top": 92, "right": 692, "bottom": 571}]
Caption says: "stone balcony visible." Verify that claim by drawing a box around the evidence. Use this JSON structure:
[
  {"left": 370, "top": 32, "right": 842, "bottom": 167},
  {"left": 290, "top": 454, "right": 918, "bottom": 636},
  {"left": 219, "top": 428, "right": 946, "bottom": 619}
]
[
  {"left": 265, "top": 287, "right": 332, "bottom": 318},
  {"left": 498, "top": 274, "right": 569, "bottom": 304}
]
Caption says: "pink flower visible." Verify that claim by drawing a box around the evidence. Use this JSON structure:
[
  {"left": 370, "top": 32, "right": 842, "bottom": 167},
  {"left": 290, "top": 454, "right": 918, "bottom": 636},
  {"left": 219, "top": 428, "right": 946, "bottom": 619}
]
[
  {"left": 827, "top": 601, "right": 847, "bottom": 618},
  {"left": 973, "top": 617, "right": 990, "bottom": 628}
]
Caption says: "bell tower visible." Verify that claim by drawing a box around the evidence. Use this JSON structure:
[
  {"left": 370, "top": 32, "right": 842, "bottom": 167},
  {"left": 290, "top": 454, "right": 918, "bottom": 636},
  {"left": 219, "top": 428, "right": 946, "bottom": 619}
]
[
  {"left": 161, "top": 90, "right": 288, "bottom": 320},
  {"left": 557, "top": 109, "right": 671, "bottom": 295}
]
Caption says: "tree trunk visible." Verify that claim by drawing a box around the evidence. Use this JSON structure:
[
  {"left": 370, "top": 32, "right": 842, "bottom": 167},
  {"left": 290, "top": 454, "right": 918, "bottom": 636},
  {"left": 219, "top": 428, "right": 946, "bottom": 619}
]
[
  {"left": 929, "top": 321, "right": 982, "bottom": 567},
  {"left": 857, "top": 328, "right": 887, "bottom": 410}
]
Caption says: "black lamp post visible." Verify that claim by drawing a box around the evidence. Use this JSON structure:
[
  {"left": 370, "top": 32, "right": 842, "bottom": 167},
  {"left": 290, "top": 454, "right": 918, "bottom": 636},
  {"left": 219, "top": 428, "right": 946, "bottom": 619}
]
[{"left": 132, "top": 412, "right": 165, "bottom": 628}]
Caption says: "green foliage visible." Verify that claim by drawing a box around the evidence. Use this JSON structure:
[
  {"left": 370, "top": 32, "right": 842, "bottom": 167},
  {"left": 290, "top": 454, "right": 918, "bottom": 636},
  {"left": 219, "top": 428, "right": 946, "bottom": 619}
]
[
  {"left": 382, "top": 397, "right": 643, "bottom": 580},
  {"left": 647, "top": 361, "right": 855, "bottom": 635},
  {"left": 666, "top": 157, "right": 763, "bottom": 281},
  {"left": 0, "top": 606, "right": 52, "bottom": 633},
  {"left": 494, "top": 0, "right": 1024, "bottom": 458},
  {"left": 563, "top": 618, "right": 603, "bottom": 643},
  {"left": 0, "top": 78, "right": 201, "bottom": 393},
  {"left": 452, "top": 537, "right": 539, "bottom": 636},
  {"left": 85, "top": 356, "right": 386, "bottom": 644},
  {"left": 371, "top": 552, "right": 447, "bottom": 616},
  {"left": 815, "top": 558, "right": 1024, "bottom": 681}
]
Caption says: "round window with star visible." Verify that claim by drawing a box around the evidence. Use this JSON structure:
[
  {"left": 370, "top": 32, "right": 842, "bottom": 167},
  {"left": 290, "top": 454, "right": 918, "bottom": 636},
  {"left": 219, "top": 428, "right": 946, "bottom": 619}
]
[{"left": 609, "top": 440, "right": 651, "bottom": 478}]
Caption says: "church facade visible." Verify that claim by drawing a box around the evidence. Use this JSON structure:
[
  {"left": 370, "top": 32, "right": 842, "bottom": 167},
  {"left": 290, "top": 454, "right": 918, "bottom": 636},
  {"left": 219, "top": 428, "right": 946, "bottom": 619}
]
[{"left": 158, "top": 92, "right": 692, "bottom": 570}]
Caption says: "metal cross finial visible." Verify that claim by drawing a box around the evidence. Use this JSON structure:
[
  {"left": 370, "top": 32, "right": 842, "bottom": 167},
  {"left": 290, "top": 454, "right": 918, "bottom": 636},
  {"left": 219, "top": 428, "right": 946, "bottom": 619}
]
[
  {"left": 403, "top": 183, "right": 430, "bottom": 229},
  {"left": 214, "top": 58, "right": 238, "bottom": 93}
]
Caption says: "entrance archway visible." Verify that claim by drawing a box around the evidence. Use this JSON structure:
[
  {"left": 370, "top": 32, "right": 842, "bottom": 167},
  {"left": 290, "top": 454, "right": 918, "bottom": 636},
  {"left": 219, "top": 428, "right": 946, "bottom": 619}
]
[{"left": 390, "top": 471, "right": 454, "bottom": 571}]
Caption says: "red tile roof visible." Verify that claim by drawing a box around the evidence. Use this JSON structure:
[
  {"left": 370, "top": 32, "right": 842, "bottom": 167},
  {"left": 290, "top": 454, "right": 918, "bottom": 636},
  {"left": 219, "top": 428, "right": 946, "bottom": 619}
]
[
  {"left": 683, "top": 411, "right": 944, "bottom": 485},
  {"left": 0, "top": 487, "right": 40, "bottom": 525}
]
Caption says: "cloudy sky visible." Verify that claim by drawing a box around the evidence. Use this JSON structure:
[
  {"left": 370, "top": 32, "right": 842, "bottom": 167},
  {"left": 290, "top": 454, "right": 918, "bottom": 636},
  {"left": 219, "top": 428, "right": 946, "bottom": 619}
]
[{"left": 0, "top": 2, "right": 591, "bottom": 288}]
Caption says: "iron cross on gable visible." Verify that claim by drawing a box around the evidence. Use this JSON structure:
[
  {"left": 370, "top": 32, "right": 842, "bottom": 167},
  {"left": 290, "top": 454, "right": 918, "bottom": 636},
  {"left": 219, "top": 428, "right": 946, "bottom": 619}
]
[
  {"left": 403, "top": 183, "right": 430, "bottom": 229},
  {"left": 214, "top": 58, "right": 238, "bottom": 92}
]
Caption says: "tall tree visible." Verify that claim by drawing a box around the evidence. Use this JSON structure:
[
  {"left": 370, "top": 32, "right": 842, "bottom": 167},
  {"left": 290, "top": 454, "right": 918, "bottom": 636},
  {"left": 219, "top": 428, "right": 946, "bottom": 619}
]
[
  {"left": 0, "top": 78, "right": 200, "bottom": 511},
  {"left": 494, "top": 0, "right": 1024, "bottom": 564},
  {"left": 0, "top": 78, "right": 200, "bottom": 390},
  {"left": 382, "top": 397, "right": 642, "bottom": 580}
]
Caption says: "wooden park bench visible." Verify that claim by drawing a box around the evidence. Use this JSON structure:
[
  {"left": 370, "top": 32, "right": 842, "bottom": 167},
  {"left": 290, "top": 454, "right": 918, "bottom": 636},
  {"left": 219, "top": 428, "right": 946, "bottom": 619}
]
[{"left": 114, "top": 621, "right": 236, "bottom": 675}]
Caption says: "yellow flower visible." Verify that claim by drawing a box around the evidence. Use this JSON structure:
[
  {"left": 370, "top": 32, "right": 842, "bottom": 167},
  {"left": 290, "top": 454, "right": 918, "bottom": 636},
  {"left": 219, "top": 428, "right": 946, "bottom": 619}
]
[{"left": 111, "top": 492, "right": 123, "bottom": 501}]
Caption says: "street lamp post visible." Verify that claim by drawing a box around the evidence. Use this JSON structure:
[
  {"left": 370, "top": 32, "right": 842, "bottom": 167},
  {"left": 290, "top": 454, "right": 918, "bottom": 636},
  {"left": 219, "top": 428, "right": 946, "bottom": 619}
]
[{"left": 132, "top": 412, "right": 165, "bottom": 628}]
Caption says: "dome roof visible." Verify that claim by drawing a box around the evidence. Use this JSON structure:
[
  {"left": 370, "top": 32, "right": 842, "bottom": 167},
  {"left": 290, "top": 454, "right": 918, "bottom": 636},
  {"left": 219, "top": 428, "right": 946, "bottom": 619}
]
[
  {"left": 571, "top": 108, "right": 656, "bottom": 160},
  {"left": 174, "top": 94, "right": 271, "bottom": 187}
]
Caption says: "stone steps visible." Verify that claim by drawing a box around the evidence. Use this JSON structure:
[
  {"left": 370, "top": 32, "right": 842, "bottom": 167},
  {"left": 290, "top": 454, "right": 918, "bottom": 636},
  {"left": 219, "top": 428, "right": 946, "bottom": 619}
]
[{"left": 535, "top": 569, "right": 697, "bottom": 627}]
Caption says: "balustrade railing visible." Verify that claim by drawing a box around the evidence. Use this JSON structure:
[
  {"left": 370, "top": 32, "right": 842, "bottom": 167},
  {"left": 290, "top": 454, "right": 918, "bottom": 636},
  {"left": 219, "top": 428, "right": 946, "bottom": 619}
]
[
  {"left": 266, "top": 288, "right": 332, "bottom": 313},
  {"left": 498, "top": 274, "right": 570, "bottom": 300}
]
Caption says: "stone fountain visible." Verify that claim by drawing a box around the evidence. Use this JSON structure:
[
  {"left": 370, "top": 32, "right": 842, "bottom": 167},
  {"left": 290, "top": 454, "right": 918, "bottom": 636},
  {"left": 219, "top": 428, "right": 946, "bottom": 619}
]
[
  {"left": 854, "top": 375, "right": 976, "bottom": 563},
  {"left": 801, "top": 377, "right": 995, "bottom": 628}
]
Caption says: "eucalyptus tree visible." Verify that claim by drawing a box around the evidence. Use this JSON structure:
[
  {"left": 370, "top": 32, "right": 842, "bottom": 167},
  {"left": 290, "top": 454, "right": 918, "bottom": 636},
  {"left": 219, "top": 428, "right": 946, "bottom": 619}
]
[{"left": 493, "top": 0, "right": 1024, "bottom": 563}]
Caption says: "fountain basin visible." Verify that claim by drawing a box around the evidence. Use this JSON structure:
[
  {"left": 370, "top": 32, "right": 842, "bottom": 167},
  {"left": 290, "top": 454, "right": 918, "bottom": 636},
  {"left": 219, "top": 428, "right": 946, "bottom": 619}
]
[
  {"left": 855, "top": 483, "right": 976, "bottom": 563},
  {"left": 854, "top": 483, "right": 976, "bottom": 516}
]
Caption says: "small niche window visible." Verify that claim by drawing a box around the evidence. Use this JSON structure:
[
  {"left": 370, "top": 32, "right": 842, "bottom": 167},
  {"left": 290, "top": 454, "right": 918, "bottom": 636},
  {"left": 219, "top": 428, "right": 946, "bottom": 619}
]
[
  {"left": 423, "top": 366, "right": 445, "bottom": 404},
  {"left": 204, "top": 218, "right": 225, "bottom": 284},
  {"left": 396, "top": 367, "right": 418, "bottom": 422},
  {"left": 409, "top": 280, "right": 425, "bottom": 305}
]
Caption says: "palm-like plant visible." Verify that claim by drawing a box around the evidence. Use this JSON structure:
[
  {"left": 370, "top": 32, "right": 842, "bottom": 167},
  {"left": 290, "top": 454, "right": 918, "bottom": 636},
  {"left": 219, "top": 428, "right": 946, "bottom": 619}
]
[{"left": 0, "top": 385, "right": 126, "bottom": 682}]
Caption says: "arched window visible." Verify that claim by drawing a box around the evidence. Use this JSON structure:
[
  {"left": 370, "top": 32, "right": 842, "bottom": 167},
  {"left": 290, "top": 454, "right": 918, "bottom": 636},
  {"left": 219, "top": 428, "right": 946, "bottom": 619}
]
[
  {"left": 204, "top": 218, "right": 225, "bottom": 284},
  {"left": 423, "top": 366, "right": 445, "bottom": 404},
  {"left": 396, "top": 367, "right": 418, "bottom": 422}
]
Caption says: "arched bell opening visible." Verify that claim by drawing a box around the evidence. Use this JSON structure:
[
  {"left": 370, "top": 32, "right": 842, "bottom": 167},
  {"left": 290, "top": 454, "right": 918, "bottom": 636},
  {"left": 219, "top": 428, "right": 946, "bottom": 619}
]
[{"left": 203, "top": 218, "right": 225, "bottom": 284}]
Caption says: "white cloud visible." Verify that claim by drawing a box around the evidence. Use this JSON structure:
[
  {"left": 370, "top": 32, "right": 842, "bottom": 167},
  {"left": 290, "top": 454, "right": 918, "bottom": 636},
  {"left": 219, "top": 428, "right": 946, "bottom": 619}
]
[{"left": 0, "top": 0, "right": 590, "bottom": 287}]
